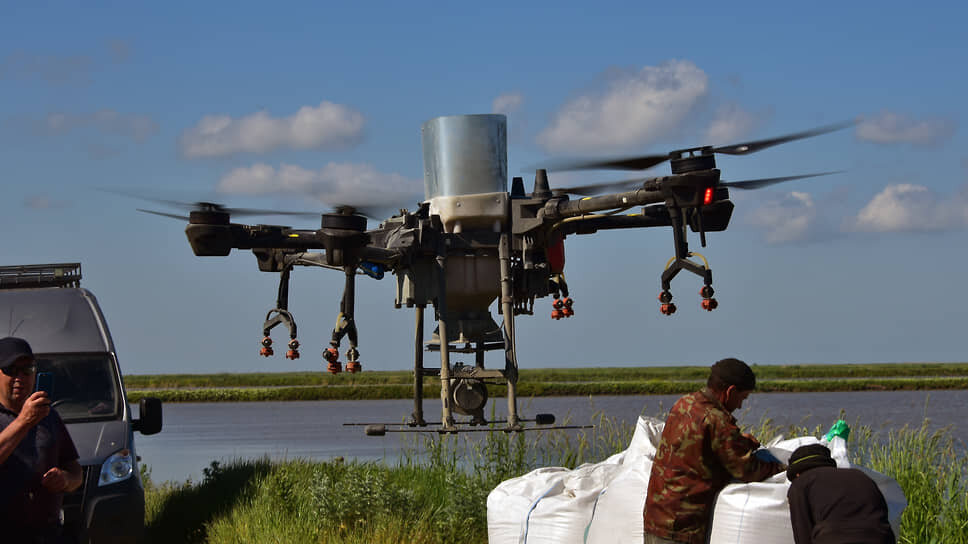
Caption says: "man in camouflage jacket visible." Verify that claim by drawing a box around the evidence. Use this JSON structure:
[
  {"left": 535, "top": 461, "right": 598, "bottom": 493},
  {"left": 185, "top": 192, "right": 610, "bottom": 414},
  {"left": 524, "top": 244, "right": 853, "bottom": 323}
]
[{"left": 643, "top": 358, "right": 785, "bottom": 544}]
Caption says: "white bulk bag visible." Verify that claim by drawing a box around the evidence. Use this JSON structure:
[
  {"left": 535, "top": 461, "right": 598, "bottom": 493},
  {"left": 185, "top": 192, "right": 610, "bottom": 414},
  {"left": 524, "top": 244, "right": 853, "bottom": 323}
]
[{"left": 487, "top": 417, "right": 906, "bottom": 544}]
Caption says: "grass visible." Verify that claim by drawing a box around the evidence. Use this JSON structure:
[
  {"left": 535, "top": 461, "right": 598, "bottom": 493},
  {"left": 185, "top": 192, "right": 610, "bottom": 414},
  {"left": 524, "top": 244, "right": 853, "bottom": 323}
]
[
  {"left": 125, "top": 362, "right": 968, "bottom": 403},
  {"left": 142, "top": 414, "right": 968, "bottom": 544}
]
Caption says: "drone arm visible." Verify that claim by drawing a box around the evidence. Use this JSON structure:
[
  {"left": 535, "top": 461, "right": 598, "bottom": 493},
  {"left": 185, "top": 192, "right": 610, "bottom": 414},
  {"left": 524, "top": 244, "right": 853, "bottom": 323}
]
[
  {"left": 554, "top": 209, "right": 673, "bottom": 236},
  {"left": 546, "top": 187, "right": 665, "bottom": 220}
]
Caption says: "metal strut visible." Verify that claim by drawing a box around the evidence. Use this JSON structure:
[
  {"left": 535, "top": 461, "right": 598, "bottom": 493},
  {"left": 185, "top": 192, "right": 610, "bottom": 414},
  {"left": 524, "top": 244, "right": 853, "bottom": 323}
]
[
  {"left": 261, "top": 265, "right": 300, "bottom": 359},
  {"left": 409, "top": 305, "right": 426, "bottom": 426},
  {"left": 499, "top": 233, "right": 522, "bottom": 431},
  {"left": 434, "top": 253, "right": 456, "bottom": 431}
]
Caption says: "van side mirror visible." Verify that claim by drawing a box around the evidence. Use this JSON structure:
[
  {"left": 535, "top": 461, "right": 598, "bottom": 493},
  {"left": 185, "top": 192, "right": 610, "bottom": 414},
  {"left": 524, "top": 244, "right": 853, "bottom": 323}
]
[{"left": 133, "top": 397, "right": 163, "bottom": 435}]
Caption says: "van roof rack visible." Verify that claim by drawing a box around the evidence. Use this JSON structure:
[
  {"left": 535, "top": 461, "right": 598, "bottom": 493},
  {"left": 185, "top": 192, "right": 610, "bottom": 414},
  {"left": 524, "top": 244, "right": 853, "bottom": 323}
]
[{"left": 0, "top": 263, "right": 82, "bottom": 289}]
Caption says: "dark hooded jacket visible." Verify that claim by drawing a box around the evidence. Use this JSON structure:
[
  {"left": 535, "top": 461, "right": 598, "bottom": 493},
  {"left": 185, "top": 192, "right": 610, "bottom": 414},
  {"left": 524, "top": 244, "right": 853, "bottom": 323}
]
[{"left": 787, "top": 466, "right": 895, "bottom": 544}]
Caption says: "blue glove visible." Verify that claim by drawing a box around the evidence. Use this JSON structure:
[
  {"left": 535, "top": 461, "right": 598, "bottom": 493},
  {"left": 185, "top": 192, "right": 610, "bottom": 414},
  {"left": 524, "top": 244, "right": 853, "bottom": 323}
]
[{"left": 755, "top": 448, "right": 782, "bottom": 464}]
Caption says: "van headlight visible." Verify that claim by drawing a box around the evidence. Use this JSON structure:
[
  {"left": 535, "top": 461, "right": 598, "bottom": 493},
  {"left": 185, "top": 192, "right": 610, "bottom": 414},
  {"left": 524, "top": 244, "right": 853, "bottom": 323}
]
[{"left": 98, "top": 449, "right": 134, "bottom": 486}]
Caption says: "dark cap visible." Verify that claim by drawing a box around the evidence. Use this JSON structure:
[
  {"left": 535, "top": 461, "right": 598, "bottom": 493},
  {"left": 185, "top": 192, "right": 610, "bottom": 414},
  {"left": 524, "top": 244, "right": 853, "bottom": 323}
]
[
  {"left": 787, "top": 443, "right": 837, "bottom": 481},
  {"left": 0, "top": 337, "right": 35, "bottom": 369},
  {"left": 710, "top": 358, "right": 756, "bottom": 391}
]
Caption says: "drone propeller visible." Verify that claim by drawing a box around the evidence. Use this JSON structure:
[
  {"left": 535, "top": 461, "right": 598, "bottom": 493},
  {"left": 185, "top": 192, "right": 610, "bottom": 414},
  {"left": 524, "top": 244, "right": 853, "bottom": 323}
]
[
  {"left": 136, "top": 208, "right": 190, "bottom": 221},
  {"left": 554, "top": 171, "right": 842, "bottom": 197},
  {"left": 105, "top": 189, "right": 324, "bottom": 220},
  {"left": 720, "top": 171, "right": 843, "bottom": 190},
  {"left": 538, "top": 121, "right": 855, "bottom": 173},
  {"left": 147, "top": 198, "right": 321, "bottom": 218}
]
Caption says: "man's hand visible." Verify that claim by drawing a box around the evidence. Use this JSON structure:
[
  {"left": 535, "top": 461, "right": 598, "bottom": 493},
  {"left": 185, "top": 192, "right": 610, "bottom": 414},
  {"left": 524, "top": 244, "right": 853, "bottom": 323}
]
[
  {"left": 742, "top": 432, "right": 761, "bottom": 448},
  {"left": 17, "top": 392, "right": 51, "bottom": 427},
  {"left": 41, "top": 461, "right": 83, "bottom": 493},
  {"left": 41, "top": 467, "right": 71, "bottom": 492}
]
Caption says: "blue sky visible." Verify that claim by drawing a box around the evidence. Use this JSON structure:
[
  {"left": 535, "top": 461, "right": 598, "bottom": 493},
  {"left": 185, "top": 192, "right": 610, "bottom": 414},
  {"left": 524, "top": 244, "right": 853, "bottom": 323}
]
[{"left": 2, "top": 2, "right": 966, "bottom": 374}]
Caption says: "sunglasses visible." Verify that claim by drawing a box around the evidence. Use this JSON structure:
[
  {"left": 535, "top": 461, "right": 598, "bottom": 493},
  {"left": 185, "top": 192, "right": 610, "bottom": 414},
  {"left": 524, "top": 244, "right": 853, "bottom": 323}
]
[{"left": 1, "top": 364, "right": 36, "bottom": 377}]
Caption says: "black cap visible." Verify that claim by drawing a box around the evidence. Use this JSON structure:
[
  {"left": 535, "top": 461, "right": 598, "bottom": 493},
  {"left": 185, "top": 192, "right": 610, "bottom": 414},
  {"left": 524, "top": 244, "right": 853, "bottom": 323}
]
[
  {"left": 787, "top": 443, "right": 837, "bottom": 481},
  {"left": 710, "top": 358, "right": 756, "bottom": 391},
  {"left": 0, "top": 337, "right": 34, "bottom": 369}
]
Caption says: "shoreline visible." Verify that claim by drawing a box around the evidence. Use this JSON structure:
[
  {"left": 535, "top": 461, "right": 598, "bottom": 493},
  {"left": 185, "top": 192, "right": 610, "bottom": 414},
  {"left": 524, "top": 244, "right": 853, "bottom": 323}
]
[{"left": 125, "top": 362, "right": 968, "bottom": 403}]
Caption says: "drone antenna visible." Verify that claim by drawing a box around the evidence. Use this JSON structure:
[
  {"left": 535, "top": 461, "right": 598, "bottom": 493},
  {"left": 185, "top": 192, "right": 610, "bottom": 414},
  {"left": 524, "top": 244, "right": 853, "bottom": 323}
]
[{"left": 533, "top": 169, "right": 552, "bottom": 199}]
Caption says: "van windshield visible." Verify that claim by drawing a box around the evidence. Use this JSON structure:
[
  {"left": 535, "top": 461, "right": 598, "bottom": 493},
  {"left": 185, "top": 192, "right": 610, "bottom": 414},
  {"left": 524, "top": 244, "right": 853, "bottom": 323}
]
[{"left": 35, "top": 354, "right": 122, "bottom": 423}]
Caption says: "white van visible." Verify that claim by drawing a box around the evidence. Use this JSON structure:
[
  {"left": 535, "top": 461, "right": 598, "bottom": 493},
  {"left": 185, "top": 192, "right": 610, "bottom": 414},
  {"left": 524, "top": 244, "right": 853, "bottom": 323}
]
[{"left": 0, "top": 263, "right": 162, "bottom": 544}]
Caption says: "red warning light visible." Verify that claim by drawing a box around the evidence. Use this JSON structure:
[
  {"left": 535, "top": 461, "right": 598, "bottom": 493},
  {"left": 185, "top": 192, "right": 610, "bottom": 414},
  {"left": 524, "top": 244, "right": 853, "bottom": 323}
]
[{"left": 703, "top": 187, "right": 714, "bottom": 205}]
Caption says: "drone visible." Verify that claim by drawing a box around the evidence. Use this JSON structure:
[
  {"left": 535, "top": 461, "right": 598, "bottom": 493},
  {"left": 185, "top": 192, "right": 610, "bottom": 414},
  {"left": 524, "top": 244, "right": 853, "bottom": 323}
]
[{"left": 136, "top": 114, "right": 847, "bottom": 434}]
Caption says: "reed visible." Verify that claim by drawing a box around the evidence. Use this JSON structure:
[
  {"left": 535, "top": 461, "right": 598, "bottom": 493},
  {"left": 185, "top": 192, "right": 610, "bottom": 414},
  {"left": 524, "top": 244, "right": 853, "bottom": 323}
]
[{"left": 142, "top": 415, "right": 967, "bottom": 543}]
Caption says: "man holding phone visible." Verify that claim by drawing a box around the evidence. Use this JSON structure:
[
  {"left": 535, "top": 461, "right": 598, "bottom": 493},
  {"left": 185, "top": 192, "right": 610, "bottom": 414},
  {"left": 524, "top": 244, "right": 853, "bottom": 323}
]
[{"left": 0, "top": 337, "right": 82, "bottom": 542}]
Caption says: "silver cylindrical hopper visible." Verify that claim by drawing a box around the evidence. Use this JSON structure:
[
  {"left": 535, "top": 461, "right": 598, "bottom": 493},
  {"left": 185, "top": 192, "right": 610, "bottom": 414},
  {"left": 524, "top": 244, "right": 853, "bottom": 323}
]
[{"left": 421, "top": 114, "right": 507, "bottom": 200}]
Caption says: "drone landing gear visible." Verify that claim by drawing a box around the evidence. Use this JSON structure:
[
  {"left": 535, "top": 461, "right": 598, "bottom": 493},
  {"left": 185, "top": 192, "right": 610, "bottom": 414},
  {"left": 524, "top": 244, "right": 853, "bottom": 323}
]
[{"left": 260, "top": 266, "right": 301, "bottom": 360}]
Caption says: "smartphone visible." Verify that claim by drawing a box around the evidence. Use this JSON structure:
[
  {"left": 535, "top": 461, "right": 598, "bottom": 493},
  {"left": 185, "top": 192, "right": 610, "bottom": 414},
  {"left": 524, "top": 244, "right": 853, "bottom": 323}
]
[{"left": 35, "top": 372, "right": 53, "bottom": 394}]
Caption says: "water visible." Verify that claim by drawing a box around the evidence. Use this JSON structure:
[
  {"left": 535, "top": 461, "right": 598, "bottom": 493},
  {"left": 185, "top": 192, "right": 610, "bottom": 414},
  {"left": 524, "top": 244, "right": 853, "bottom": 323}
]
[{"left": 133, "top": 390, "right": 968, "bottom": 483}]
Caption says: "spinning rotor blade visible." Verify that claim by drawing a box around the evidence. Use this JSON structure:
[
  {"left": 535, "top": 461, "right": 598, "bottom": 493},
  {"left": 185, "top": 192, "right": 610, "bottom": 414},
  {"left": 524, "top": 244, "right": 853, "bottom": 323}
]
[
  {"left": 105, "top": 189, "right": 322, "bottom": 218},
  {"left": 711, "top": 121, "right": 855, "bottom": 156},
  {"left": 554, "top": 176, "right": 656, "bottom": 196},
  {"left": 538, "top": 153, "right": 671, "bottom": 173},
  {"left": 554, "top": 170, "right": 842, "bottom": 197},
  {"left": 137, "top": 209, "right": 190, "bottom": 221},
  {"left": 535, "top": 120, "right": 855, "bottom": 174},
  {"left": 720, "top": 171, "right": 842, "bottom": 190}
]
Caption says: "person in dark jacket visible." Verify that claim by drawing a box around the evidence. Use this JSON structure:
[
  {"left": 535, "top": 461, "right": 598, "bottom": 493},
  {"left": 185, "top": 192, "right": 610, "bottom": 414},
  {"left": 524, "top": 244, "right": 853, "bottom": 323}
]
[
  {"left": 0, "top": 337, "right": 83, "bottom": 543},
  {"left": 786, "top": 443, "right": 895, "bottom": 544}
]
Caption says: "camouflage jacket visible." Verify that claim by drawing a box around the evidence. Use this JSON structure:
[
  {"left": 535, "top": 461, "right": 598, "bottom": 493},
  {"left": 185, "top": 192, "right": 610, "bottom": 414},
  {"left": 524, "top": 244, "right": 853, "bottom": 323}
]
[{"left": 643, "top": 390, "right": 784, "bottom": 544}]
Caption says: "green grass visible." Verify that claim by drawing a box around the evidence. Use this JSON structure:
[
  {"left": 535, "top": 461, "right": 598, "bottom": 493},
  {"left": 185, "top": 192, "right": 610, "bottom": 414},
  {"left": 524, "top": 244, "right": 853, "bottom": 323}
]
[
  {"left": 142, "top": 414, "right": 968, "bottom": 544},
  {"left": 125, "top": 363, "right": 968, "bottom": 403}
]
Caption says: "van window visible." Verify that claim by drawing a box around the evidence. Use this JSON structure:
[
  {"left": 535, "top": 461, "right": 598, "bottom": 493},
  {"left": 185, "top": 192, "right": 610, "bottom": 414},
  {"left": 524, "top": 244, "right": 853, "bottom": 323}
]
[{"left": 35, "top": 354, "right": 122, "bottom": 423}]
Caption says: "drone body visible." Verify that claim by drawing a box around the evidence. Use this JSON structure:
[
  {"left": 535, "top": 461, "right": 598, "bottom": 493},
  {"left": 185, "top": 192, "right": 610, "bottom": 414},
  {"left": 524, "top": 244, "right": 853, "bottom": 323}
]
[{"left": 148, "top": 113, "right": 846, "bottom": 433}]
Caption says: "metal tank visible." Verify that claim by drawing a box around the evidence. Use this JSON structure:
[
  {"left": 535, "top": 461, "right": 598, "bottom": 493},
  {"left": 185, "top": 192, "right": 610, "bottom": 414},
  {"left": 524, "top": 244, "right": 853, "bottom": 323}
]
[{"left": 421, "top": 114, "right": 508, "bottom": 199}]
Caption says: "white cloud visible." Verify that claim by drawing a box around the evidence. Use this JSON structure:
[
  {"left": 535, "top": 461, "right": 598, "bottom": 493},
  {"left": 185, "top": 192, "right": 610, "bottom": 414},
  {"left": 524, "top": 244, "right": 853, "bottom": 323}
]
[
  {"left": 42, "top": 110, "right": 158, "bottom": 142},
  {"left": 180, "top": 101, "right": 365, "bottom": 158},
  {"left": 703, "top": 103, "right": 758, "bottom": 145},
  {"left": 217, "top": 162, "right": 423, "bottom": 210},
  {"left": 537, "top": 60, "right": 708, "bottom": 153},
  {"left": 850, "top": 184, "right": 968, "bottom": 232},
  {"left": 492, "top": 92, "right": 524, "bottom": 115},
  {"left": 857, "top": 111, "right": 956, "bottom": 147},
  {"left": 747, "top": 191, "right": 824, "bottom": 244}
]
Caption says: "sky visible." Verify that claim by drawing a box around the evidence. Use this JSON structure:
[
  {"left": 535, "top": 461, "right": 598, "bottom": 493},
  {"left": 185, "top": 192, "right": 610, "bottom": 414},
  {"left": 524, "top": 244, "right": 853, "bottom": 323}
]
[{"left": 2, "top": 2, "right": 966, "bottom": 375}]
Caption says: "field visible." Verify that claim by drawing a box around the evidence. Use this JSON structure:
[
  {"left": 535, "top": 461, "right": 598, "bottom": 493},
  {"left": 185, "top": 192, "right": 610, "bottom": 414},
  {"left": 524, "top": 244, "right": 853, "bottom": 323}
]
[
  {"left": 142, "top": 415, "right": 968, "bottom": 544},
  {"left": 125, "top": 362, "right": 968, "bottom": 403}
]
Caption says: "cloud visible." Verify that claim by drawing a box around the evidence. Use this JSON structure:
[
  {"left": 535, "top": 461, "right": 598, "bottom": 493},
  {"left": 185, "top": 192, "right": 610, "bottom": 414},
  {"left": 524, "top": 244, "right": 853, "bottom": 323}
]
[
  {"left": 0, "top": 50, "right": 93, "bottom": 85},
  {"left": 180, "top": 101, "right": 365, "bottom": 158},
  {"left": 747, "top": 191, "right": 826, "bottom": 244},
  {"left": 850, "top": 184, "right": 968, "bottom": 232},
  {"left": 217, "top": 162, "right": 423, "bottom": 210},
  {"left": 856, "top": 111, "right": 956, "bottom": 147},
  {"left": 41, "top": 110, "right": 158, "bottom": 142},
  {"left": 492, "top": 92, "right": 524, "bottom": 115},
  {"left": 537, "top": 60, "right": 708, "bottom": 153},
  {"left": 703, "top": 103, "right": 759, "bottom": 145}
]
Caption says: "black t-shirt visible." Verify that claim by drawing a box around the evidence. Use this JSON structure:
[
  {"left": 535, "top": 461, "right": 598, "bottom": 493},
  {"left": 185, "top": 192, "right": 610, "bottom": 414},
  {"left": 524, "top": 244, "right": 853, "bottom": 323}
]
[{"left": 0, "top": 406, "right": 80, "bottom": 527}]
